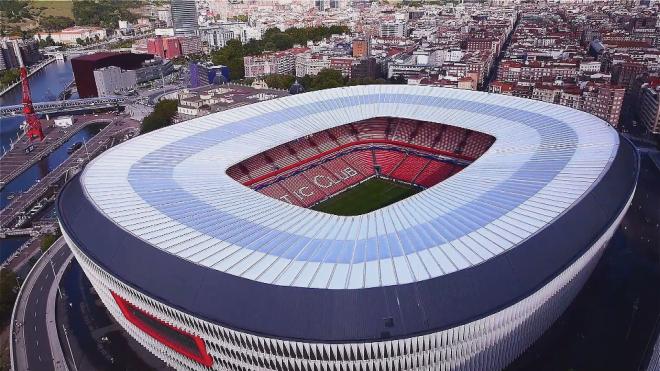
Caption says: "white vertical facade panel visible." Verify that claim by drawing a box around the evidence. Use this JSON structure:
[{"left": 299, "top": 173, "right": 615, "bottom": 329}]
[{"left": 64, "top": 188, "right": 625, "bottom": 371}]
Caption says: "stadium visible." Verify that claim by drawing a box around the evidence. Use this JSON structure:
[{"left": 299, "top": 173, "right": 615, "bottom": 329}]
[{"left": 58, "top": 86, "right": 638, "bottom": 370}]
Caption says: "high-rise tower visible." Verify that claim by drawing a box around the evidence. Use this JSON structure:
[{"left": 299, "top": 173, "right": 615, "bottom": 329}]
[{"left": 171, "top": 0, "right": 198, "bottom": 36}]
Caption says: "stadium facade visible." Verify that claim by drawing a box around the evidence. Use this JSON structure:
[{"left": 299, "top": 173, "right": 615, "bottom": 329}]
[{"left": 58, "top": 86, "right": 638, "bottom": 370}]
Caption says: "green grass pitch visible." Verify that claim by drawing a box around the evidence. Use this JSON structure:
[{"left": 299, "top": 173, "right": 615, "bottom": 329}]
[{"left": 311, "top": 177, "right": 421, "bottom": 216}]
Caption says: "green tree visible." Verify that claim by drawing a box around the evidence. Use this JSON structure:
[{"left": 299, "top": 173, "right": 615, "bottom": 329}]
[
  {"left": 141, "top": 99, "right": 179, "bottom": 134},
  {"left": 41, "top": 233, "right": 60, "bottom": 252},
  {"left": 211, "top": 39, "right": 245, "bottom": 80},
  {"left": 0, "top": 68, "right": 20, "bottom": 88},
  {"left": 264, "top": 74, "right": 296, "bottom": 90},
  {"left": 230, "top": 14, "right": 248, "bottom": 22},
  {"left": 72, "top": 0, "right": 139, "bottom": 29},
  {"left": 39, "top": 15, "right": 74, "bottom": 32},
  {"left": 308, "top": 69, "right": 345, "bottom": 91},
  {"left": 0, "top": 269, "right": 19, "bottom": 321},
  {"left": 0, "top": 0, "right": 32, "bottom": 22}
]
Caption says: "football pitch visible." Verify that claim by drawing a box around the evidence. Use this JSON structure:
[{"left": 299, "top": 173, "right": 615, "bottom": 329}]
[{"left": 312, "top": 177, "right": 421, "bottom": 216}]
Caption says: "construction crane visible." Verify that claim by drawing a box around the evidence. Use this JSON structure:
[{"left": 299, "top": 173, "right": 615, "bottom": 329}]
[{"left": 13, "top": 40, "right": 44, "bottom": 141}]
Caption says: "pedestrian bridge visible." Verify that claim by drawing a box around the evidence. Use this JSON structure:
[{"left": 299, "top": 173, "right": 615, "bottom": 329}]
[{"left": 0, "top": 96, "right": 128, "bottom": 117}]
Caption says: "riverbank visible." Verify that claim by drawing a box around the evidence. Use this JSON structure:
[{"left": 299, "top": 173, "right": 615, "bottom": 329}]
[
  {"left": 0, "top": 115, "right": 139, "bottom": 228},
  {"left": 0, "top": 116, "right": 112, "bottom": 187},
  {"left": 0, "top": 57, "right": 56, "bottom": 97}
]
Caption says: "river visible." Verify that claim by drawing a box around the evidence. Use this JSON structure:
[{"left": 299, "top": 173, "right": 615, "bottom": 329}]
[
  {"left": 0, "top": 122, "right": 106, "bottom": 210},
  {"left": 0, "top": 58, "right": 75, "bottom": 150},
  {"left": 0, "top": 58, "right": 99, "bottom": 264},
  {"left": 0, "top": 58, "right": 108, "bottom": 212}
]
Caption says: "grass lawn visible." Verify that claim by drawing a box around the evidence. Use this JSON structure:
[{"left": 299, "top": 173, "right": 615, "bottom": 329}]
[
  {"left": 33, "top": 1, "right": 73, "bottom": 18},
  {"left": 312, "top": 177, "right": 421, "bottom": 216}
]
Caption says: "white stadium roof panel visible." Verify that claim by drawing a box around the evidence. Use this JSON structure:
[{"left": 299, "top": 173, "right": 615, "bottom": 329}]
[{"left": 80, "top": 85, "right": 619, "bottom": 289}]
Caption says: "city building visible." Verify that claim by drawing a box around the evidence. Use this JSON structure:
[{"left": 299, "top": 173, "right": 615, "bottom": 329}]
[
  {"left": 179, "top": 35, "right": 203, "bottom": 55},
  {"left": 351, "top": 57, "right": 379, "bottom": 79},
  {"left": 59, "top": 86, "right": 637, "bottom": 371},
  {"left": 176, "top": 84, "right": 288, "bottom": 117},
  {"left": 352, "top": 37, "right": 370, "bottom": 58},
  {"left": 93, "top": 66, "right": 137, "bottom": 96},
  {"left": 147, "top": 36, "right": 183, "bottom": 59},
  {"left": 639, "top": 80, "right": 660, "bottom": 134},
  {"left": 34, "top": 26, "right": 106, "bottom": 45},
  {"left": 380, "top": 21, "right": 407, "bottom": 38},
  {"left": 329, "top": 57, "right": 354, "bottom": 78},
  {"left": 158, "top": 8, "right": 172, "bottom": 27},
  {"left": 171, "top": 0, "right": 199, "bottom": 36},
  {"left": 189, "top": 62, "right": 230, "bottom": 87},
  {"left": 92, "top": 58, "right": 174, "bottom": 96},
  {"left": 579, "top": 83, "right": 626, "bottom": 126},
  {"left": 315, "top": 0, "right": 340, "bottom": 11},
  {"left": 244, "top": 48, "right": 307, "bottom": 78},
  {"left": 0, "top": 38, "right": 42, "bottom": 70},
  {"left": 71, "top": 52, "right": 173, "bottom": 98},
  {"left": 611, "top": 61, "right": 647, "bottom": 89},
  {"left": 199, "top": 25, "right": 237, "bottom": 49},
  {"left": 295, "top": 53, "right": 330, "bottom": 77}
]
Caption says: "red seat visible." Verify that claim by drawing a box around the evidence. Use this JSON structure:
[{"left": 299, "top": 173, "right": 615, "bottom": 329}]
[
  {"left": 229, "top": 117, "right": 483, "bottom": 206},
  {"left": 390, "top": 155, "right": 429, "bottom": 183},
  {"left": 374, "top": 150, "right": 406, "bottom": 176},
  {"left": 415, "top": 161, "right": 456, "bottom": 188}
]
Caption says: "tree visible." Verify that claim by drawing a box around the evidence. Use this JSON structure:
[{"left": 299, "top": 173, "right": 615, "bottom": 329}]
[
  {"left": 140, "top": 99, "right": 179, "bottom": 134},
  {"left": 41, "top": 233, "right": 59, "bottom": 252},
  {"left": 264, "top": 74, "right": 296, "bottom": 90},
  {"left": 308, "top": 69, "right": 345, "bottom": 91},
  {"left": 0, "top": 0, "right": 32, "bottom": 22},
  {"left": 72, "top": 0, "right": 139, "bottom": 29},
  {"left": 39, "top": 15, "right": 74, "bottom": 32},
  {"left": 211, "top": 39, "right": 245, "bottom": 80},
  {"left": 0, "top": 68, "right": 20, "bottom": 88},
  {"left": 0, "top": 269, "right": 19, "bottom": 321}
]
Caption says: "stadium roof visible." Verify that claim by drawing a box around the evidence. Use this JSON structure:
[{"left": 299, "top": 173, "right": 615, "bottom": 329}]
[{"left": 60, "top": 85, "right": 637, "bottom": 341}]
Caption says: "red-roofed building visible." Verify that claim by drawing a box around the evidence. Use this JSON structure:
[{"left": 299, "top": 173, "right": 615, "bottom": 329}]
[{"left": 489, "top": 81, "right": 514, "bottom": 94}]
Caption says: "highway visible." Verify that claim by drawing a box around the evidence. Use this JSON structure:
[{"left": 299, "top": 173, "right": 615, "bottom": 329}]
[{"left": 11, "top": 237, "right": 73, "bottom": 371}]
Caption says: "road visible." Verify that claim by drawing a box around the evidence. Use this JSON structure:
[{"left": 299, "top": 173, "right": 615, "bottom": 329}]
[
  {"left": 0, "top": 115, "right": 115, "bottom": 186},
  {"left": 0, "top": 115, "right": 139, "bottom": 228},
  {"left": 11, "top": 237, "right": 73, "bottom": 371}
]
